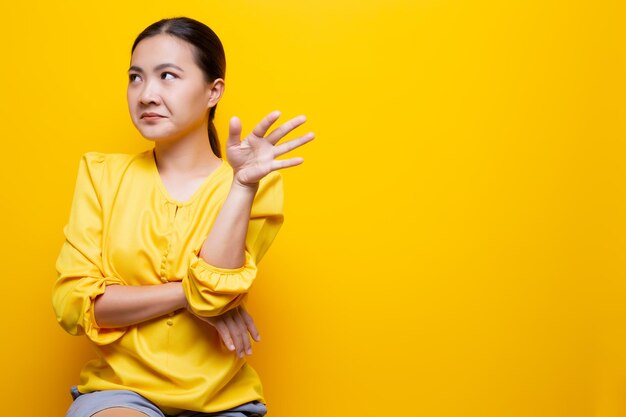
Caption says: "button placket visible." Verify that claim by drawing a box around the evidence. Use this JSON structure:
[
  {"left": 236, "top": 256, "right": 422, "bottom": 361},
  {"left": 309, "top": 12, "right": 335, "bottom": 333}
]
[{"left": 160, "top": 202, "right": 180, "bottom": 283}]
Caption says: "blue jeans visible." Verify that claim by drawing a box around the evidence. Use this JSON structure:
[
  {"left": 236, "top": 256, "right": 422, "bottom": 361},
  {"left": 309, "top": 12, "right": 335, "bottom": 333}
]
[{"left": 67, "top": 386, "right": 268, "bottom": 417}]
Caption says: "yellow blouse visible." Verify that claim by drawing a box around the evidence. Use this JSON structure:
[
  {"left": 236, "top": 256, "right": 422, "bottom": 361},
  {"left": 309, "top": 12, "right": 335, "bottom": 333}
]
[{"left": 52, "top": 150, "right": 283, "bottom": 415}]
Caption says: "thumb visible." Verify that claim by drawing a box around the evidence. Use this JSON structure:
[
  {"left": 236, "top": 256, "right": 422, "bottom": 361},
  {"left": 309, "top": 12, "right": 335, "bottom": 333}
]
[{"left": 227, "top": 116, "right": 242, "bottom": 148}]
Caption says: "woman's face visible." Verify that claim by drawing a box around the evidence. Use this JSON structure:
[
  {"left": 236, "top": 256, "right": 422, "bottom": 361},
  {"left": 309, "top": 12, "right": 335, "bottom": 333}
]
[{"left": 127, "top": 34, "right": 221, "bottom": 142}]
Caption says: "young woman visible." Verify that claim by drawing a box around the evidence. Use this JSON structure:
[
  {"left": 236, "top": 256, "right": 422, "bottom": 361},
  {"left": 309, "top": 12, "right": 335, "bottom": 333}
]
[{"left": 52, "top": 17, "right": 313, "bottom": 417}]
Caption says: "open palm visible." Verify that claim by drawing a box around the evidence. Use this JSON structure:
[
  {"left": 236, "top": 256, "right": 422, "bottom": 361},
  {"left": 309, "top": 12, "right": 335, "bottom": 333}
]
[{"left": 226, "top": 111, "right": 314, "bottom": 186}]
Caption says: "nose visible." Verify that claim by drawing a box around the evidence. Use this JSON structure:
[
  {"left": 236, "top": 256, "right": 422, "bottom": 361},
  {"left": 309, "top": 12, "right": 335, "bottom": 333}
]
[{"left": 139, "top": 79, "right": 162, "bottom": 106}]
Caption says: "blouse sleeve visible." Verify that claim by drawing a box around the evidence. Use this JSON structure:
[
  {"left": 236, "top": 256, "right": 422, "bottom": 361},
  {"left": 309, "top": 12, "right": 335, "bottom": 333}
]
[
  {"left": 184, "top": 171, "right": 284, "bottom": 317},
  {"left": 52, "top": 153, "right": 127, "bottom": 345}
]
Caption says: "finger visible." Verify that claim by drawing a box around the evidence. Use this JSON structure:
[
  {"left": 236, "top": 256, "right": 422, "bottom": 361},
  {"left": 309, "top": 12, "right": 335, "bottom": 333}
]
[
  {"left": 273, "top": 132, "right": 315, "bottom": 158},
  {"left": 251, "top": 110, "right": 281, "bottom": 138},
  {"left": 227, "top": 116, "right": 242, "bottom": 149},
  {"left": 238, "top": 306, "right": 261, "bottom": 342},
  {"left": 224, "top": 314, "right": 245, "bottom": 358},
  {"left": 270, "top": 157, "right": 305, "bottom": 171},
  {"left": 265, "top": 115, "right": 307, "bottom": 145},
  {"left": 232, "top": 309, "right": 253, "bottom": 355},
  {"left": 213, "top": 320, "right": 235, "bottom": 352}
]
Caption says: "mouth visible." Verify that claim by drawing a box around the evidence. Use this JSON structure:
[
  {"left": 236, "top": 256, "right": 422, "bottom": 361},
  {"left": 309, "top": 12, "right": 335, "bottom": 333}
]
[{"left": 140, "top": 112, "right": 166, "bottom": 120}]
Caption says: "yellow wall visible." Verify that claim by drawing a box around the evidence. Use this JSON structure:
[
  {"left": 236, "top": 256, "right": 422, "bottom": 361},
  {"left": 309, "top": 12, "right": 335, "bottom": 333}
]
[{"left": 1, "top": 0, "right": 625, "bottom": 416}]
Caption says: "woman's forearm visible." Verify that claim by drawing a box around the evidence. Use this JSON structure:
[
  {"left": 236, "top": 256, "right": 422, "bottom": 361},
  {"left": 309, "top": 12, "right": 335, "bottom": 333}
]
[
  {"left": 94, "top": 282, "right": 186, "bottom": 328},
  {"left": 200, "top": 112, "right": 310, "bottom": 269},
  {"left": 199, "top": 181, "right": 258, "bottom": 268}
]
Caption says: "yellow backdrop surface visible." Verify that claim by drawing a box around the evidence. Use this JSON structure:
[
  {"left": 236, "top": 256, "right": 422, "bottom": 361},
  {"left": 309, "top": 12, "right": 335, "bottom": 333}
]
[{"left": 1, "top": 1, "right": 625, "bottom": 416}]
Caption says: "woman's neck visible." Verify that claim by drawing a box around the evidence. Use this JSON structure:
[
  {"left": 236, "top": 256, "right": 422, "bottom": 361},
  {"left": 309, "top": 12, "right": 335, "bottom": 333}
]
[{"left": 153, "top": 132, "right": 221, "bottom": 176}]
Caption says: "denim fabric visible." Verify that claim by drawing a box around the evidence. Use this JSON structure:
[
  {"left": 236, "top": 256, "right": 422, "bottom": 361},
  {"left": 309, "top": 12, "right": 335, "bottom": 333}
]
[{"left": 67, "top": 386, "right": 267, "bottom": 417}]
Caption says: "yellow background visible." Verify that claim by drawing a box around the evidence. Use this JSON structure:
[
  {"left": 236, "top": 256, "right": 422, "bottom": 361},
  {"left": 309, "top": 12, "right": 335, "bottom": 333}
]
[{"left": 1, "top": 0, "right": 625, "bottom": 416}]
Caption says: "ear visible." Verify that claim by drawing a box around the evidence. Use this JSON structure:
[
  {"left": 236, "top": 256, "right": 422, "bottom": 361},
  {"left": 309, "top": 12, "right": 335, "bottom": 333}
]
[{"left": 207, "top": 78, "right": 225, "bottom": 108}]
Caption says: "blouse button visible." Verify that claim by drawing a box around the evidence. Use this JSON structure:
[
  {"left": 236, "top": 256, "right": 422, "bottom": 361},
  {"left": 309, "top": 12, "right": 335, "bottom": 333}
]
[
  {"left": 166, "top": 319, "right": 174, "bottom": 326},
  {"left": 161, "top": 277, "right": 168, "bottom": 283}
]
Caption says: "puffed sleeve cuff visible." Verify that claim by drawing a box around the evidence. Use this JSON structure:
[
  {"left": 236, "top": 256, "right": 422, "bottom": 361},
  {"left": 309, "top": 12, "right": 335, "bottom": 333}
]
[
  {"left": 183, "top": 251, "right": 258, "bottom": 317},
  {"left": 55, "top": 276, "right": 127, "bottom": 346}
]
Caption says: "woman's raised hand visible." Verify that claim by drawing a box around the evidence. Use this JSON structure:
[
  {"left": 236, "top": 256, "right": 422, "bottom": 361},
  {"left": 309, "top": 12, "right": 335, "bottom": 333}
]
[{"left": 226, "top": 111, "right": 314, "bottom": 186}]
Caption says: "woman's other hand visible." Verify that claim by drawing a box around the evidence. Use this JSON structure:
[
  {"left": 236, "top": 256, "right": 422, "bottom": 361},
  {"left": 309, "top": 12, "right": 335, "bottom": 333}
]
[
  {"left": 189, "top": 305, "right": 261, "bottom": 358},
  {"left": 226, "top": 111, "right": 315, "bottom": 186}
]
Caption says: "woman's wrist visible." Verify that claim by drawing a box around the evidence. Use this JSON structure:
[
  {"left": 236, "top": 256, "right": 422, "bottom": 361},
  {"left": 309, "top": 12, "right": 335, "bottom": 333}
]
[
  {"left": 170, "top": 281, "right": 188, "bottom": 311},
  {"left": 230, "top": 177, "right": 260, "bottom": 204},
  {"left": 232, "top": 175, "right": 260, "bottom": 193}
]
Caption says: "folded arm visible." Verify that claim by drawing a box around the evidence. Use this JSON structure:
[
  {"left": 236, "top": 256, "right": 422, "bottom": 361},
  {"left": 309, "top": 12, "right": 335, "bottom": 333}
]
[{"left": 93, "top": 282, "right": 186, "bottom": 328}]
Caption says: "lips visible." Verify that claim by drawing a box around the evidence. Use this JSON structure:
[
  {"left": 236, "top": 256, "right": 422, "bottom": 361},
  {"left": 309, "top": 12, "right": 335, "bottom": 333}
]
[{"left": 141, "top": 112, "right": 166, "bottom": 119}]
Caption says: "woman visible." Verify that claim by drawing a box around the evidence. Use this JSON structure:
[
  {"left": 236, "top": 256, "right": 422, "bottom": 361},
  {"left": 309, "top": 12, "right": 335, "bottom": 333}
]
[{"left": 52, "top": 17, "right": 313, "bottom": 417}]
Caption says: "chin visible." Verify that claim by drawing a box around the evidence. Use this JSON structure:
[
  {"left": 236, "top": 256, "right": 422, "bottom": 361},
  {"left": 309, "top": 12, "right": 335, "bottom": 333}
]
[
  {"left": 139, "top": 132, "right": 164, "bottom": 141},
  {"left": 136, "top": 127, "right": 175, "bottom": 142}
]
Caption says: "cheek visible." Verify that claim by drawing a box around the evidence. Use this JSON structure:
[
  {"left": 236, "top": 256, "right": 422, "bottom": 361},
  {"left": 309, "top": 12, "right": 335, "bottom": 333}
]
[
  {"left": 182, "top": 80, "right": 210, "bottom": 104},
  {"left": 127, "top": 90, "right": 136, "bottom": 109},
  {"left": 191, "top": 88, "right": 211, "bottom": 113},
  {"left": 173, "top": 89, "right": 208, "bottom": 118},
  {"left": 126, "top": 91, "right": 140, "bottom": 124}
]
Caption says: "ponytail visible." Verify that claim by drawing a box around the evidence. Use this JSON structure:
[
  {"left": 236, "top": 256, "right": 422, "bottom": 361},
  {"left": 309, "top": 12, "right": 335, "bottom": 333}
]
[{"left": 208, "top": 106, "right": 221, "bottom": 158}]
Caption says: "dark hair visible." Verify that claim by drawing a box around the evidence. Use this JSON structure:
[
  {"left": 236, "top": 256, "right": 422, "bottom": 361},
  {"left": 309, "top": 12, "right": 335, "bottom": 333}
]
[{"left": 132, "top": 17, "right": 226, "bottom": 157}]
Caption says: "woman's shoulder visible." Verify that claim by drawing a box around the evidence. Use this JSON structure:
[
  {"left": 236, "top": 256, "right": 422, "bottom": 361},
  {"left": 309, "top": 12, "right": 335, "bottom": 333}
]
[
  {"left": 250, "top": 171, "right": 284, "bottom": 217},
  {"left": 258, "top": 170, "right": 282, "bottom": 197},
  {"left": 76, "top": 150, "right": 153, "bottom": 192},
  {"left": 79, "top": 150, "right": 151, "bottom": 170}
]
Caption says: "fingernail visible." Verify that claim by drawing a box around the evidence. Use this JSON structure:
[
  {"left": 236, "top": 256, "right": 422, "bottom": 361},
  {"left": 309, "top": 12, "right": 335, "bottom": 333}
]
[
  {"left": 246, "top": 348, "right": 252, "bottom": 355},
  {"left": 228, "top": 344, "right": 235, "bottom": 351}
]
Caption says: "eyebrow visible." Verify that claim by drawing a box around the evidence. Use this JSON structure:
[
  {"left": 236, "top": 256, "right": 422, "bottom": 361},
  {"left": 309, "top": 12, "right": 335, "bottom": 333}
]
[{"left": 128, "top": 63, "right": 185, "bottom": 73}]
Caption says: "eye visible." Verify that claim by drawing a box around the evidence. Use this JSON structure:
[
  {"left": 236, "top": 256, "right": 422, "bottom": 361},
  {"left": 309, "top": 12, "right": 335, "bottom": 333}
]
[
  {"left": 129, "top": 73, "right": 141, "bottom": 83},
  {"left": 161, "top": 72, "right": 177, "bottom": 80}
]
